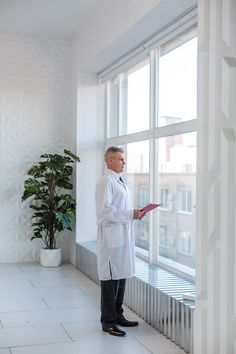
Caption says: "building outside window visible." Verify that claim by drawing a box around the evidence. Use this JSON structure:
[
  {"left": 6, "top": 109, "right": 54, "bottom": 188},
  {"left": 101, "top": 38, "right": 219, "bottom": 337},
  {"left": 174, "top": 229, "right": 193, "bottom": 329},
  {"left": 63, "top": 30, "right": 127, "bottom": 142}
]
[
  {"left": 178, "top": 188, "right": 192, "bottom": 213},
  {"left": 139, "top": 185, "right": 149, "bottom": 207},
  {"left": 160, "top": 188, "right": 169, "bottom": 209}
]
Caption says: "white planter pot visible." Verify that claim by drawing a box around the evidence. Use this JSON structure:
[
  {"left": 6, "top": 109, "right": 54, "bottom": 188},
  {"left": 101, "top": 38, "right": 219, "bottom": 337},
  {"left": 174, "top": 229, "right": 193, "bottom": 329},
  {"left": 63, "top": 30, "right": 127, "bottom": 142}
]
[{"left": 40, "top": 248, "right": 62, "bottom": 267}]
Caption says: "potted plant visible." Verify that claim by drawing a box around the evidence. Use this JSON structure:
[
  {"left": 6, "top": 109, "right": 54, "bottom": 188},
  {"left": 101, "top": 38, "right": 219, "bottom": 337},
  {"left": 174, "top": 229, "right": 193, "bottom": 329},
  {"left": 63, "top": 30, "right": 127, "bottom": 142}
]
[{"left": 22, "top": 149, "right": 80, "bottom": 267}]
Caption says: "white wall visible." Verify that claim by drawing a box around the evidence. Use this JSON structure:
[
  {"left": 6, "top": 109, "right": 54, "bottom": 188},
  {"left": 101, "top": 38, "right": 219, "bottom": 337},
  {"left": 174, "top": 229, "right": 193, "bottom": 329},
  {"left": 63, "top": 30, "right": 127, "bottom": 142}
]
[
  {"left": 74, "top": 0, "right": 197, "bottom": 72},
  {"left": 195, "top": 0, "right": 236, "bottom": 353},
  {"left": 73, "top": 0, "right": 162, "bottom": 71},
  {"left": 75, "top": 71, "right": 104, "bottom": 244},
  {"left": 0, "top": 34, "right": 75, "bottom": 262}
]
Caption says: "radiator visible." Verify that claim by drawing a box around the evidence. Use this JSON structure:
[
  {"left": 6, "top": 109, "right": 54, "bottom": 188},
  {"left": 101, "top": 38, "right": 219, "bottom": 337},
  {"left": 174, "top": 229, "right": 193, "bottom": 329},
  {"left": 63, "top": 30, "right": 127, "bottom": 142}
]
[
  {"left": 124, "top": 275, "right": 195, "bottom": 353},
  {"left": 76, "top": 243, "right": 195, "bottom": 353}
]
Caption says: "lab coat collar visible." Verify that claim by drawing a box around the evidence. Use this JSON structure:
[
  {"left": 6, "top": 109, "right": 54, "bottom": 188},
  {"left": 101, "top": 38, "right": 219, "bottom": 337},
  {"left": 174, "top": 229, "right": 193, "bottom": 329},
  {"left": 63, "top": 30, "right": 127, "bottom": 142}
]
[{"left": 104, "top": 169, "right": 123, "bottom": 182}]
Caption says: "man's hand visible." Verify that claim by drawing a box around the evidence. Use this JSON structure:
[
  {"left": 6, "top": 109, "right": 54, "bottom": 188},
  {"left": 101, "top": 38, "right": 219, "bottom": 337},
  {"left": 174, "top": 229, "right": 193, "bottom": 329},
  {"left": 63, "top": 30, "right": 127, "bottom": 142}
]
[{"left": 133, "top": 209, "right": 146, "bottom": 220}]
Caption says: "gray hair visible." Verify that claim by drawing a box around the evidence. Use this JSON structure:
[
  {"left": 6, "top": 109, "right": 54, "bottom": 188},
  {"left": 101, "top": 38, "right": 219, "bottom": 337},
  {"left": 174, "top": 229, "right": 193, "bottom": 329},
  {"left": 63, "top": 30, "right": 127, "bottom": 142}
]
[{"left": 104, "top": 146, "right": 124, "bottom": 162}]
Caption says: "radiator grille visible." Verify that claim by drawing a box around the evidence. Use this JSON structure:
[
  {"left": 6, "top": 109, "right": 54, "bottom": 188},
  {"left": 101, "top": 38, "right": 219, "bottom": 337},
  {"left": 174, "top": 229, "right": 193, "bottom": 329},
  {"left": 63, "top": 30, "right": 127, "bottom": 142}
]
[
  {"left": 76, "top": 243, "right": 195, "bottom": 353},
  {"left": 125, "top": 275, "right": 195, "bottom": 353}
]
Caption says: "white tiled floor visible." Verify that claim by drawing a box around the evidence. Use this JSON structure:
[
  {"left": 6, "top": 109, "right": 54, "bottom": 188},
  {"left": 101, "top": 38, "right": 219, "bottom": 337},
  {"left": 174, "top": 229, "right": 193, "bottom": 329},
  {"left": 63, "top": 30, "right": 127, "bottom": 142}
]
[{"left": 0, "top": 263, "right": 185, "bottom": 354}]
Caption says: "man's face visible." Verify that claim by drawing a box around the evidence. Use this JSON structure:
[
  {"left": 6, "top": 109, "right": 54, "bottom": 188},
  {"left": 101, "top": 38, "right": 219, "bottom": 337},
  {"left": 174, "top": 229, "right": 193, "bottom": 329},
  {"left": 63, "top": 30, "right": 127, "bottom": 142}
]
[{"left": 108, "top": 152, "right": 126, "bottom": 173}]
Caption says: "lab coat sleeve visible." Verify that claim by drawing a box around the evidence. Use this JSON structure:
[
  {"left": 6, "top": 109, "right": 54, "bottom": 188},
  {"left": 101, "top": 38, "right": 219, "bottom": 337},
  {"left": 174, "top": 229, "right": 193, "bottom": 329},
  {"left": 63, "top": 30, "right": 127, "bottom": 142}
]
[{"left": 96, "top": 178, "right": 133, "bottom": 224}]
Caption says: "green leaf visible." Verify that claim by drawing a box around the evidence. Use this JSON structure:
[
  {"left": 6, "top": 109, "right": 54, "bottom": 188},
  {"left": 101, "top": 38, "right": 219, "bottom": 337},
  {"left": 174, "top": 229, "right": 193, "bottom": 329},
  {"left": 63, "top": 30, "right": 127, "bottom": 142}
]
[
  {"left": 64, "top": 149, "right": 81, "bottom": 162},
  {"left": 56, "top": 210, "right": 75, "bottom": 230}
]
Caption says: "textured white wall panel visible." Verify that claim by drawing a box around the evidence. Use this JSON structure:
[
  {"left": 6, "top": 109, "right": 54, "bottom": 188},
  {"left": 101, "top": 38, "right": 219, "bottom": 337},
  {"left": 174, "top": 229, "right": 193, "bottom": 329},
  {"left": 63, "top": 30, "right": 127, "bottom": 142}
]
[
  {"left": 0, "top": 34, "right": 74, "bottom": 262},
  {"left": 196, "top": 0, "right": 236, "bottom": 353}
]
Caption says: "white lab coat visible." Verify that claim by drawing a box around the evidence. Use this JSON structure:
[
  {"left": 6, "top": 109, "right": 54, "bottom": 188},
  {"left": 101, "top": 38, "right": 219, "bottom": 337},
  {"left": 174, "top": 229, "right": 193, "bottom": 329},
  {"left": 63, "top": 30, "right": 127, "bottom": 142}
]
[{"left": 95, "top": 169, "right": 135, "bottom": 281}]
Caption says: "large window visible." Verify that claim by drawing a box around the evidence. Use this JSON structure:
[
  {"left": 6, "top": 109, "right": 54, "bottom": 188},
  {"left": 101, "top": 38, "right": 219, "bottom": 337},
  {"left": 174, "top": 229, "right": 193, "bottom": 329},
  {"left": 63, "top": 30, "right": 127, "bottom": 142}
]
[{"left": 103, "top": 29, "right": 197, "bottom": 276}]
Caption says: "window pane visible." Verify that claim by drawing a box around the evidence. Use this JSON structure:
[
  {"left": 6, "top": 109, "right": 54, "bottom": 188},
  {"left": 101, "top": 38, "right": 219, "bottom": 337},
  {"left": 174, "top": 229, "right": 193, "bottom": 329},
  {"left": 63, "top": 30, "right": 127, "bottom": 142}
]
[
  {"left": 127, "top": 62, "right": 150, "bottom": 134},
  {"left": 157, "top": 132, "right": 196, "bottom": 269},
  {"left": 126, "top": 141, "right": 149, "bottom": 251},
  {"left": 158, "top": 37, "right": 197, "bottom": 127}
]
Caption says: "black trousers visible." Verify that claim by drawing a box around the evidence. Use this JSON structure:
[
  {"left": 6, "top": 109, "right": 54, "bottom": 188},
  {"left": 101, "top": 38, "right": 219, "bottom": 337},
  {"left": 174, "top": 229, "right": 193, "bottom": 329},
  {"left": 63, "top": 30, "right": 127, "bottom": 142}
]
[{"left": 100, "top": 278, "right": 126, "bottom": 328}]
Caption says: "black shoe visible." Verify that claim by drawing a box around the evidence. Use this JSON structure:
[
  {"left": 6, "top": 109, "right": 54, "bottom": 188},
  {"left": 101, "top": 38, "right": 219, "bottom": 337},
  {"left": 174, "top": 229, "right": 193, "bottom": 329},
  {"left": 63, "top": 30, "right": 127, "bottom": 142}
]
[
  {"left": 102, "top": 325, "right": 126, "bottom": 337},
  {"left": 116, "top": 318, "right": 139, "bottom": 327}
]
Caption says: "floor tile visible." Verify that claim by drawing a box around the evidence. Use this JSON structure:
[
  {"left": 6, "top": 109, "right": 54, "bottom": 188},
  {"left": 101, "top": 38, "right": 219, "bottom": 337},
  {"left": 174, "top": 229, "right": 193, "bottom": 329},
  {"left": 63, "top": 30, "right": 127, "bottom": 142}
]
[
  {"left": 0, "top": 349, "right": 11, "bottom": 354},
  {"left": 0, "top": 279, "right": 33, "bottom": 290},
  {"left": 27, "top": 271, "right": 67, "bottom": 280},
  {"left": 19, "top": 263, "right": 63, "bottom": 272},
  {"left": 0, "top": 273, "right": 28, "bottom": 281},
  {"left": 0, "top": 307, "right": 100, "bottom": 327},
  {"left": 0, "top": 264, "right": 22, "bottom": 273},
  {"left": 30, "top": 277, "right": 79, "bottom": 288},
  {"left": 77, "top": 281, "right": 100, "bottom": 295},
  {"left": 135, "top": 334, "right": 186, "bottom": 354},
  {"left": 0, "top": 288, "right": 40, "bottom": 301},
  {"left": 62, "top": 320, "right": 102, "bottom": 340},
  {"left": 0, "top": 324, "right": 70, "bottom": 348},
  {"left": 36, "top": 285, "right": 85, "bottom": 298},
  {"left": 0, "top": 299, "right": 48, "bottom": 313},
  {"left": 60, "top": 266, "right": 90, "bottom": 279},
  {"left": 0, "top": 269, "right": 66, "bottom": 281},
  {"left": 120, "top": 319, "right": 158, "bottom": 336},
  {"left": 11, "top": 336, "right": 152, "bottom": 354},
  {"left": 42, "top": 293, "right": 99, "bottom": 309}
]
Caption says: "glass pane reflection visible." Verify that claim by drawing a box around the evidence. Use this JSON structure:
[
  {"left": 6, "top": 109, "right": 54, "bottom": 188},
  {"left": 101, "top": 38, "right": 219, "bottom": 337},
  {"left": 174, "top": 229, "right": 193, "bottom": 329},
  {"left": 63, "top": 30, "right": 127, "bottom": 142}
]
[
  {"left": 127, "top": 141, "right": 149, "bottom": 251},
  {"left": 157, "top": 132, "right": 196, "bottom": 268}
]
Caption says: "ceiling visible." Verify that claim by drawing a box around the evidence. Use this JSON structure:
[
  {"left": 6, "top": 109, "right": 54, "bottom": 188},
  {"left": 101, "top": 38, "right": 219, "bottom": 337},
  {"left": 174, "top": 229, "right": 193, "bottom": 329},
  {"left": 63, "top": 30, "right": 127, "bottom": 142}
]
[{"left": 0, "top": 0, "right": 100, "bottom": 37}]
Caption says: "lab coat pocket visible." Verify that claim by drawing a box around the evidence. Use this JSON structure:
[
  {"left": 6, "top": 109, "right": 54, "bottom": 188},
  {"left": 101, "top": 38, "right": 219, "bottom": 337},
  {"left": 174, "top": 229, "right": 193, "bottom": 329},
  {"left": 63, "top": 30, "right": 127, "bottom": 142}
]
[{"left": 105, "top": 223, "right": 125, "bottom": 248}]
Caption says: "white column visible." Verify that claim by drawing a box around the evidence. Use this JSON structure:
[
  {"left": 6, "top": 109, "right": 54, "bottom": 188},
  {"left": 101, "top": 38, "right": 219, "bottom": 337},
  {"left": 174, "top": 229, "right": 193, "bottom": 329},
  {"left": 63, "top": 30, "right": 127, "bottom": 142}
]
[
  {"left": 195, "top": 0, "right": 236, "bottom": 353},
  {"left": 75, "top": 72, "right": 105, "bottom": 245}
]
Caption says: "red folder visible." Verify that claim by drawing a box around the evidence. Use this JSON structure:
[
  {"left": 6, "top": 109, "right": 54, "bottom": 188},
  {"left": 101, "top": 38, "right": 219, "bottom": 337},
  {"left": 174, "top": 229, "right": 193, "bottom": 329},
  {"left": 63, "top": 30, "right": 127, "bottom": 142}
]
[{"left": 141, "top": 203, "right": 161, "bottom": 213}]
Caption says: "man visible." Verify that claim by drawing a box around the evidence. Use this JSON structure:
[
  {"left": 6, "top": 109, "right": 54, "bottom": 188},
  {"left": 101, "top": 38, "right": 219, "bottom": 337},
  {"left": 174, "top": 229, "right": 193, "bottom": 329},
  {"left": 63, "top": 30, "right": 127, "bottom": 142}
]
[{"left": 95, "top": 146, "right": 145, "bottom": 337}]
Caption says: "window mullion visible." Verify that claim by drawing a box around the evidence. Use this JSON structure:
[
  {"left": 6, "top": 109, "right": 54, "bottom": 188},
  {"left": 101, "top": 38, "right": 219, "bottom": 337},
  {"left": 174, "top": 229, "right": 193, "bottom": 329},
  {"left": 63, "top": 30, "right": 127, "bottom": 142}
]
[
  {"left": 149, "top": 48, "right": 159, "bottom": 263},
  {"left": 119, "top": 73, "right": 127, "bottom": 136}
]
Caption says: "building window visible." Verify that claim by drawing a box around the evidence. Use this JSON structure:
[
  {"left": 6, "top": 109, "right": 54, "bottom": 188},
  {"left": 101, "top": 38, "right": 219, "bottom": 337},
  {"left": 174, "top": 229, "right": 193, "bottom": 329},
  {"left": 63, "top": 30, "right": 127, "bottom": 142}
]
[
  {"left": 135, "top": 220, "right": 149, "bottom": 251},
  {"left": 139, "top": 185, "right": 149, "bottom": 207},
  {"left": 160, "top": 188, "right": 169, "bottom": 209},
  {"left": 178, "top": 188, "right": 192, "bottom": 213}
]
